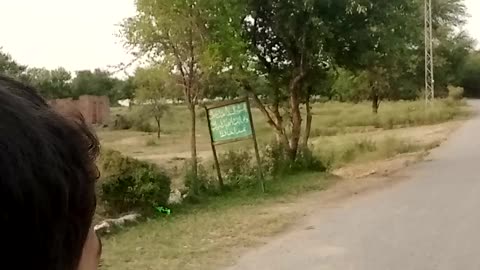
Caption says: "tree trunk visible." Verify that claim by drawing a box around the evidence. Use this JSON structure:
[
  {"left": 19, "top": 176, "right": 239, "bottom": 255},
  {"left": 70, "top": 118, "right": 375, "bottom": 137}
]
[
  {"left": 155, "top": 117, "right": 161, "bottom": 139},
  {"left": 248, "top": 91, "right": 290, "bottom": 151},
  {"left": 302, "top": 94, "right": 312, "bottom": 148},
  {"left": 188, "top": 102, "right": 199, "bottom": 194},
  {"left": 289, "top": 84, "right": 302, "bottom": 161},
  {"left": 372, "top": 91, "right": 379, "bottom": 114}
]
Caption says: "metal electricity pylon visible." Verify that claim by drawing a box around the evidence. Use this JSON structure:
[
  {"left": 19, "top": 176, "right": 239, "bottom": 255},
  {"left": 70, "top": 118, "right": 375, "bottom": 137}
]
[{"left": 425, "top": 0, "right": 434, "bottom": 105}]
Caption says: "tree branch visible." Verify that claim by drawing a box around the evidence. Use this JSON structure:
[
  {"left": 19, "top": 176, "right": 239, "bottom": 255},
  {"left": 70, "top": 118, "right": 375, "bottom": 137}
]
[{"left": 242, "top": 80, "right": 282, "bottom": 132}]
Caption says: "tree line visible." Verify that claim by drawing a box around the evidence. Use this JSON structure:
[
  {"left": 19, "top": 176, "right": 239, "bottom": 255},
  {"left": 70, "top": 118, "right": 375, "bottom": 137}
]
[
  {"left": 119, "top": 0, "right": 480, "bottom": 193},
  {"left": 1, "top": 0, "right": 480, "bottom": 195},
  {"left": 0, "top": 49, "right": 135, "bottom": 102}
]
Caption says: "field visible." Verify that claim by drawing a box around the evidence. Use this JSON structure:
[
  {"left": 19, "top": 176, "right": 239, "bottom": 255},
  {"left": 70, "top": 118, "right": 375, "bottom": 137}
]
[
  {"left": 98, "top": 99, "right": 469, "bottom": 270},
  {"left": 99, "top": 99, "right": 467, "bottom": 186}
]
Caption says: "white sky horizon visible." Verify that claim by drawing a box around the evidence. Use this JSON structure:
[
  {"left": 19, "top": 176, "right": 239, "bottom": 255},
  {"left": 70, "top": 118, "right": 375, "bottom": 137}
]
[{"left": 0, "top": 0, "right": 479, "bottom": 74}]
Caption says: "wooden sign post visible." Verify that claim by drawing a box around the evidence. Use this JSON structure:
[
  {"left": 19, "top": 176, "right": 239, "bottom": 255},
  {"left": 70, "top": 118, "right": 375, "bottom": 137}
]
[{"left": 205, "top": 97, "right": 265, "bottom": 192}]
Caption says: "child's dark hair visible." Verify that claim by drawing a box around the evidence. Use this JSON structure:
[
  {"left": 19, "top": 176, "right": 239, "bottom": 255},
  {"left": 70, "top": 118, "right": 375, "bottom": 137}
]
[{"left": 0, "top": 75, "right": 99, "bottom": 270}]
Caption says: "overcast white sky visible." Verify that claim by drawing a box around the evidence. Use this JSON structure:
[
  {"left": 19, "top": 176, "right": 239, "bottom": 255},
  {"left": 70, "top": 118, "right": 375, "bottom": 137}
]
[{"left": 0, "top": 0, "right": 479, "bottom": 73}]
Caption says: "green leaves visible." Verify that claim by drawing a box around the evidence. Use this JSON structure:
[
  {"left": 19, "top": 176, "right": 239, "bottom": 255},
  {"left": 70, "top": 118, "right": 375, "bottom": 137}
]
[
  {"left": 24, "top": 67, "right": 72, "bottom": 99},
  {"left": 0, "top": 49, "right": 27, "bottom": 79}
]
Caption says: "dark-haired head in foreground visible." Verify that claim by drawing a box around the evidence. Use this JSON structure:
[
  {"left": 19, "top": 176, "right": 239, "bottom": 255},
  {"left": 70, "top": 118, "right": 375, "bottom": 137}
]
[{"left": 0, "top": 75, "right": 101, "bottom": 270}]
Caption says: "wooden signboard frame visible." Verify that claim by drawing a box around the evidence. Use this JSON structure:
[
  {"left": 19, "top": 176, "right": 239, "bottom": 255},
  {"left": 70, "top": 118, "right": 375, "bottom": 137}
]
[{"left": 205, "top": 97, "right": 265, "bottom": 192}]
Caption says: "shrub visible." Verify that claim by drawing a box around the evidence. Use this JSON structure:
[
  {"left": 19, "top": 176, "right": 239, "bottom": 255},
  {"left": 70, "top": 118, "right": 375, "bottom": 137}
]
[
  {"left": 263, "top": 142, "right": 326, "bottom": 176},
  {"left": 110, "top": 107, "right": 156, "bottom": 133},
  {"left": 184, "top": 151, "right": 259, "bottom": 195},
  {"left": 98, "top": 149, "right": 171, "bottom": 215},
  {"left": 262, "top": 142, "right": 290, "bottom": 176},
  {"left": 132, "top": 120, "right": 155, "bottom": 133},
  {"left": 219, "top": 150, "right": 258, "bottom": 188},
  {"left": 184, "top": 163, "right": 217, "bottom": 196},
  {"left": 317, "top": 138, "right": 379, "bottom": 167},
  {"left": 377, "top": 137, "right": 420, "bottom": 158},
  {"left": 448, "top": 86, "right": 464, "bottom": 101},
  {"left": 112, "top": 114, "right": 133, "bottom": 130},
  {"left": 183, "top": 145, "right": 326, "bottom": 195},
  {"left": 291, "top": 147, "right": 327, "bottom": 172}
]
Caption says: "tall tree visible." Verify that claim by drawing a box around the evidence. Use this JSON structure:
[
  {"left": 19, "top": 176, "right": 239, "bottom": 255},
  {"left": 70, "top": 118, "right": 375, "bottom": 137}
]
[
  {"left": 330, "top": 0, "right": 422, "bottom": 113},
  {"left": 134, "top": 66, "right": 179, "bottom": 138},
  {"left": 460, "top": 51, "right": 480, "bottom": 98},
  {"left": 122, "top": 0, "right": 235, "bottom": 191},
  {"left": 240, "top": 0, "right": 336, "bottom": 160},
  {"left": 112, "top": 76, "right": 136, "bottom": 103}
]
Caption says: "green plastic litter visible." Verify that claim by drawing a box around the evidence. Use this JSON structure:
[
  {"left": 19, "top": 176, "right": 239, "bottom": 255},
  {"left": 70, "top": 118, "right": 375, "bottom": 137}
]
[{"left": 156, "top": 206, "right": 171, "bottom": 215}]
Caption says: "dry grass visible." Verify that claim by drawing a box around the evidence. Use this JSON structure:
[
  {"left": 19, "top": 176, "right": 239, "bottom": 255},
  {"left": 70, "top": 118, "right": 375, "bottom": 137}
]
[
  {"left": 100, "top": 173, "right": 334, "bottom": 270},
  {"left": 98, "top": 100, "right": 468, "bottom": 270},
  {"left": 102, "top": 100, "right": 468, "bottom": 166}
]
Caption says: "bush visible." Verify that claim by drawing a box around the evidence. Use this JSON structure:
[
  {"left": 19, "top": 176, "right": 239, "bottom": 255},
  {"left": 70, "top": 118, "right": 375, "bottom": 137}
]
[
  {"left": 377, "top": 137, "right": 420, "bottom": 158},
  {"left": 184, "top": 163, "right": 217, "bottom": 196},
  {"left": 292, "top": 147, "right": 327, "bottom": 172},
  {"left": 448, "top": 86, "right": 464, "bottom": 101},
  {"left": 110, "top": 107, "right": 156, "bottom": 133},
  {"left": 184, "top": 151, "right": 259, "bottom": 195},
  {"left": 263, "top": 142, "right": 326, "bottom": 176},
  {"left": 219, "top": 150, "right": 258, "bottom": 188},
  {"left": 98, "top": 149, "right": 171, "bottom": 215},
  {"left": 132, "top": 120, "right": 155, "bottom": 133},
  {"left": 183, "top": 145, "right": 326, "bottom": 195},
  {"left": 317, "top": 138, "right": 379, "bottom": 167},
  {"left": 112, "top": 114, "right": 133, "bottom": 130}
]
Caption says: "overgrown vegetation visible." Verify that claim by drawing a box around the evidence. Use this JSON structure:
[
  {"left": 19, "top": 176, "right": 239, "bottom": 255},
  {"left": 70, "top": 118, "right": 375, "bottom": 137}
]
[
  {"left": 0, "top": 0, "right": 477, "bottom": 269},
  {"left": 100, "top": 172, "right": 334, "bottom": 270},
  {"left": 316, "top": 136, "right": 438, "bottom": 169},
  {"left": 308, "top": 99, "right": 466, "bottom": 136},
  {"left": 184, "top": 145, "right": 326, "bottom": 197},
  {"left": 97, "top": 99, "right": 467, "bottom": 270},
  {"left": 98, "top": 149, "right": 171, "bottom": 215},
  {"left": 99, "top": 123, "right": 450, "bottom": 270}
]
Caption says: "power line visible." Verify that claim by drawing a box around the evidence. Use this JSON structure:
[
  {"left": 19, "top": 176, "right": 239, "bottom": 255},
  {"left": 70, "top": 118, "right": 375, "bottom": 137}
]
[{"left": 425, "top": 0, "right": 434, "bottom": 105}]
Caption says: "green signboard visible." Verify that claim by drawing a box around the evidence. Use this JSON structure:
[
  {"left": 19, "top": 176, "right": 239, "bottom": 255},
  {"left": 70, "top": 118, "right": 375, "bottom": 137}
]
[{"left": 207, "top": 101, "right": 252, "bottom": 143}]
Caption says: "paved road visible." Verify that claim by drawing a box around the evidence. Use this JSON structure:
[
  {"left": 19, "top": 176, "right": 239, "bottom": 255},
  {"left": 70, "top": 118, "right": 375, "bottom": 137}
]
[{"left": 229, "top": 100, "right": 480, "bottom": 270}]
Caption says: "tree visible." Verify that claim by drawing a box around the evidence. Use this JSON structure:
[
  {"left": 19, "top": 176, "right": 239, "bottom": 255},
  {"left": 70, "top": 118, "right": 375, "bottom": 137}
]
[
  {"left": 112, "top": 76, "right": 136, "bottom": 104},
  {"left": 325, "top": 0, "right": 470, "bottom": 112},
  {"left": 433, "top": 30, "right": 475, "bottom": 96},
  {"left": 460, "top": 51, "right": 480, "bottom": 98},
  {"left": 122, "top": 0, "right": 234, "bottom": 192},
  {"left": 329, "top": 0, "right": 423, "bottom": 113},
  {"left": 405, "top": 0, "right": 470, "bottom": 98},
  {"left": 71, "top": 69, "right": 117, "bottom": 100},
  {"left": 239, "top": 0, "right": 339, "bottom": 160},
  {"left": 134, "top": 66, "right": 178, "bottom": 138},
  {"left": 301, "top": 65, "right": 336, "bottom": 147},
  {"left": 25, "top": 67, "right": 72, "bottom": 99},
  {"left": 0, "top": 48, "right": 27, "bottom": 79},
  {"left": 203, "top": 71, "right": 242, "bottom": 100}
]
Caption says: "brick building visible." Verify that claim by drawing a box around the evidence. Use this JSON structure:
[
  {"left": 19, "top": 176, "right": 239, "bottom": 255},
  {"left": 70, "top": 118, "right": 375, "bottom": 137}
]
[{"left": 49, "top": 95, "right": 110, "bottom": 125}]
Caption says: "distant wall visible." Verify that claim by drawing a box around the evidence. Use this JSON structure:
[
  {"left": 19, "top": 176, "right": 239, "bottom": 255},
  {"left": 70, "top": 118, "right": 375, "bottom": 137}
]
[{"left": 49, "top": 95, "right": 110, "bottom": 125}]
